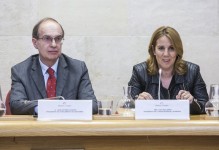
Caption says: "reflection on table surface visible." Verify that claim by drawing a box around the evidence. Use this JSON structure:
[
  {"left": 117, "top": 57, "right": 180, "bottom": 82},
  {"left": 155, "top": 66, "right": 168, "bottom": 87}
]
[{"left": 0, "top": 114, "right": 219, "bottom": 121}]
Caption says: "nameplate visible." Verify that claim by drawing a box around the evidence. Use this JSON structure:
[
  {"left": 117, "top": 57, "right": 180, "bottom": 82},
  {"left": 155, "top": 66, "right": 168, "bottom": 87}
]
[
  {"left": 38, "top": 100, "right": 92, "bottom": 120},
  {"left": 135, "top": 100, "right": 190, "bottom": 120}
]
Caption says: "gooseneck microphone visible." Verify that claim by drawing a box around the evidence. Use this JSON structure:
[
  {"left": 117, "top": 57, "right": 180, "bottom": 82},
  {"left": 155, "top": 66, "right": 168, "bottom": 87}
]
[
  {"left": 45, "top": 96, "right": 65, "bottom": 100},
  {"left": 158, "top": 68, "right": 162, "bottom": 100}
]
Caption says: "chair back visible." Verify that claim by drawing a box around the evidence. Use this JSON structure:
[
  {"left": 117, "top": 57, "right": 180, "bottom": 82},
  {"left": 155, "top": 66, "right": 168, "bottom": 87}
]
[{"left": 5, "top": 90, "right": 11, "bottom": 115}]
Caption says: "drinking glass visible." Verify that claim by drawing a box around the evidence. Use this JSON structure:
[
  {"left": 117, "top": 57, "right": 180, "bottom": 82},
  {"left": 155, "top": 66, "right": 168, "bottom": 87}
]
[
  {"left": 205, "top": 84, "right": 219, "bottom": 117},
  {"left": 98, "top": 100, "right": 113, "bottom": 115},
  {"left": 0, "top": 86, "right": 6, "bottom": 116},
  {"left": 209, "top": 84, "right": 219, "bottom": 99}
]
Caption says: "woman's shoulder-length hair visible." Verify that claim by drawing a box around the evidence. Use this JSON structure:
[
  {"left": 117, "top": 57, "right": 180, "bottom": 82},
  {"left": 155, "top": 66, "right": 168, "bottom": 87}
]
[{"left": 146, "top": 26, "right": 187, "bottom": 75}]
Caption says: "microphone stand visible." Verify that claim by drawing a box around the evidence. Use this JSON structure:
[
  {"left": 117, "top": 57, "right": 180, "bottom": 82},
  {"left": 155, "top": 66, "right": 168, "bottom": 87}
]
[
  {"left": 45, "top": 96, "right": 65, "bottom": 100},
  {"left": 158, "top": 69, "right": 162, "bottom": 100}
]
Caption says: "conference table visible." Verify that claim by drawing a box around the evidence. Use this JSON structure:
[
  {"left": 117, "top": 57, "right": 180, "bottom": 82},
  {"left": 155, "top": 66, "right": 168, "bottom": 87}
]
[{"left": 0, "top": 115, "right": 219, "bottom": 150}]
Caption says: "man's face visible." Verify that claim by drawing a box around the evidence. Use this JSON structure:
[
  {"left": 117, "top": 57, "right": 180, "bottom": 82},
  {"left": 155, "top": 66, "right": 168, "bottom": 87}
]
[{"left": 32, "top": 20, "right": 63, "bottom": 67}]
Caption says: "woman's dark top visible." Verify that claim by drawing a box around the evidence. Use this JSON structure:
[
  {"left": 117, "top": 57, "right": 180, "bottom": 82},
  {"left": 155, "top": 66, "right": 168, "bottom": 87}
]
[{"left": 128, "top": 61, "right": 208, "bottom": 114}]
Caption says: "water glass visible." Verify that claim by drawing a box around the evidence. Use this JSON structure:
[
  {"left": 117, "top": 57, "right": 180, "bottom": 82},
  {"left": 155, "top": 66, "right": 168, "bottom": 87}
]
[
  {"left": 0, "top": 86, "right": 6, "bottom": 116},
  {"left": 205, "top": 84, "right": 219, "bottom": 117},
  {"left": 98, "top": 100, "right": 113, "bottom": 115},
  {"left": 209, "top": 84, "right": 219, "bottom": 99}
]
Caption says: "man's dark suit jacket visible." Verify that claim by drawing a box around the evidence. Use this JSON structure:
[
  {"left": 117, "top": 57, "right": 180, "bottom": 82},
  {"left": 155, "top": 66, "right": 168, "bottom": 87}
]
[{"left": 10, "top": 54, "right": 98, "bottom": 115}]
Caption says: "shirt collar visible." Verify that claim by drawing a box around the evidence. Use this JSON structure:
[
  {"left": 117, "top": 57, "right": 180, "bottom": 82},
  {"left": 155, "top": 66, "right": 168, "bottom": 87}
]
[{"left": 39, "top": 57, "right": 59, "bottom": 75}]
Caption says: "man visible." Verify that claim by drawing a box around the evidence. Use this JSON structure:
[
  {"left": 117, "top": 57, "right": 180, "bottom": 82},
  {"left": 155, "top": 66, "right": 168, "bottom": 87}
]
[{"left": 10, "top": 17, "right": 98, "bottom": 114}]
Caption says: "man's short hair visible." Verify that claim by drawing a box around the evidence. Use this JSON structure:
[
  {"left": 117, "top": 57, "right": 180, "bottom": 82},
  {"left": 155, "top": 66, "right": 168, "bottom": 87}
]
[{"left": 32, "top": 17, "right": 65, "bottom": 39}]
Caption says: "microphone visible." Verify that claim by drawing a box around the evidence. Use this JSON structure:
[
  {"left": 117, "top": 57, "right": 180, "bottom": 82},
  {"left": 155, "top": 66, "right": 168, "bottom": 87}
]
[
  {"left": 158, "top": 68, "right": 162, "bottom": 100},
  {"left": 45, "top": 96, "right": 65, "bottom": 100}
]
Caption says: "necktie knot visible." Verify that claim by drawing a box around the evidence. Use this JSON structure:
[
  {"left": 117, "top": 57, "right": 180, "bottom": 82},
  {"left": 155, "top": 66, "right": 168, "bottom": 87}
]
[{"left": 47, "top": 67, "right": 55, "bottom": 76}]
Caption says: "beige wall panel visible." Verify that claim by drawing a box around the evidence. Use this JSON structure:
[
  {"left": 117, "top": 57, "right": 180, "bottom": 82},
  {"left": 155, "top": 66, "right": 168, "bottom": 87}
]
[
  {"left": 0, "top": 0, "right": 218, "bottom": 102},
  {"left": 0, "top": 0, "right": 38, "bottom": 35}
]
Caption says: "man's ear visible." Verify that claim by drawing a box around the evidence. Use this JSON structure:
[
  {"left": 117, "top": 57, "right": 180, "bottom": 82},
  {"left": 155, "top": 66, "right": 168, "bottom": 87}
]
[{"left": 32, "top": 38, "right": 38, "bottom": 49}]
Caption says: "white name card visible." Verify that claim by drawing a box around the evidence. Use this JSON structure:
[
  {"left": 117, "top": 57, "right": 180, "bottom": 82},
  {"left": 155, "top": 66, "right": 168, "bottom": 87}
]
[
  {"left": 38, "top": 100, "right": 92, "bottom": 120},
  {"left": 135, "top": 100, "right": 190, "bottom": 120}
]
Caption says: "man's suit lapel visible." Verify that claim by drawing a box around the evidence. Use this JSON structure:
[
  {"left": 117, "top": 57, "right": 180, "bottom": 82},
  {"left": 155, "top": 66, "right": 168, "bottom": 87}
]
[
  {"left": 56, "top": 55, "right": 69, "bottom": 97},
  {"left": 30, "top": 56, "right": 47, "bottom": 98}
]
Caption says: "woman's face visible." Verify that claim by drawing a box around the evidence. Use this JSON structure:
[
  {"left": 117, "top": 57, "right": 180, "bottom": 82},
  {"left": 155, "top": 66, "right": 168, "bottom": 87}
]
[{"left": 154, "top": 36, "right": 177, "bottom": 72}]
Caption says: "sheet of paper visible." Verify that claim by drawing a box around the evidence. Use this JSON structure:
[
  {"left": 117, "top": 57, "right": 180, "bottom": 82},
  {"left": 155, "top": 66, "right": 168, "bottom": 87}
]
[
  {"left": 135, "top": 100, "right": 190, "bottom": 120},
  {"left": 38, "top": 100, "right": 92, "bottom": 120}
]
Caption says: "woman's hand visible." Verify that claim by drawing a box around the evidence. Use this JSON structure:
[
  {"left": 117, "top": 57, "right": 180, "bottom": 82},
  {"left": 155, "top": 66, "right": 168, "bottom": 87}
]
[
  {"left": 137, "top": 92, "right": 154, "bottom": 100},
  {"left": 176, "top": 90, "right": 194, "bottom": 103}
]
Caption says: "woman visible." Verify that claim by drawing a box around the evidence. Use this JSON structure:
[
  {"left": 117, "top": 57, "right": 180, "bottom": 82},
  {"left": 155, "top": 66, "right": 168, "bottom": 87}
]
[{"left": 128, "top": 26, "right": 208, "bottom": 114}]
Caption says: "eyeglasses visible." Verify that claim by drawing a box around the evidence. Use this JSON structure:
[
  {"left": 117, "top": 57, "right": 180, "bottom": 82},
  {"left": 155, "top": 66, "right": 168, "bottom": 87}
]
[{"left": 38, "top": 35, "right": 64, "bottom": 44}]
